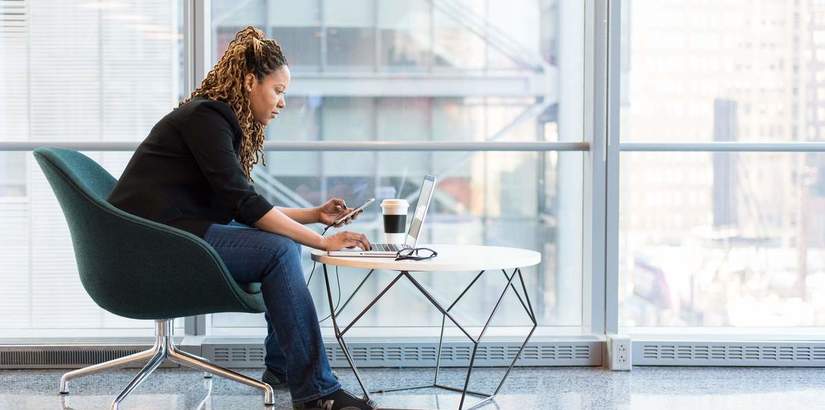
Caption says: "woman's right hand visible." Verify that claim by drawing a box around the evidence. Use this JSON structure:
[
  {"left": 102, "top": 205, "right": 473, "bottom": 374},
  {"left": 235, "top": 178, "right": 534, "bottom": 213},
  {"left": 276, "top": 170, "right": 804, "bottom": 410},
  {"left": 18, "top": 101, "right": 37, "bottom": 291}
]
[{"left": 322, "top": 231, "right": 372, "bottom": 251}]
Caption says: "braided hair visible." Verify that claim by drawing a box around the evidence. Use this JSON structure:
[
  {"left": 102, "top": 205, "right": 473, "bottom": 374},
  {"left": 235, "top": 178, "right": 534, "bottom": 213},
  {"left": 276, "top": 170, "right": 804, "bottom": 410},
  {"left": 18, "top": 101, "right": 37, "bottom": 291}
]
[{"left": 181, "top": 26, "right": 288, "bottom": 181}]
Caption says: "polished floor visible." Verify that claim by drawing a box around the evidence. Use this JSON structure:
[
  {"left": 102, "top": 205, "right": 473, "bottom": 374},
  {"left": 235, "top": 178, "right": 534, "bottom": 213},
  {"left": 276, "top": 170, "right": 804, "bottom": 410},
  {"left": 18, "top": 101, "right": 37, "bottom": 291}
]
[{"left": 1, "top": 366, "right": 824, "bottom": 410}]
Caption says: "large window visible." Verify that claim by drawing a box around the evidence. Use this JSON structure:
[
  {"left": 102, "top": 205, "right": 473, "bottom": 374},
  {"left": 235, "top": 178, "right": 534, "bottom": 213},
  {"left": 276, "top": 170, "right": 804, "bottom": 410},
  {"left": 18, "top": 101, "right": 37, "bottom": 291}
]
[
  {"left": 0, "top": 0, "right": 822, "bottom": 355},
  {"left": 0, "top": 1, "right": 185, "bottom": 337},
  {"left": 619, "top": 0, "right": 825, "bottom": 332},
  {"left": 621, "top": 152, "right": 825, "bottom": 328},
  {"left": 208, "top": 0, "right": 586, "bottom": 336}
]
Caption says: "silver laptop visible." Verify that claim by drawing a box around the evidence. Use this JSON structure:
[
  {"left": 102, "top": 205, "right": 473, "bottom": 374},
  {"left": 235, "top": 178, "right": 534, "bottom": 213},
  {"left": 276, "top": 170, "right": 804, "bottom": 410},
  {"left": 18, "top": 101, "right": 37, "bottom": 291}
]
[{"left": 328, "top": 175, "right": 436, "bottom": 257}]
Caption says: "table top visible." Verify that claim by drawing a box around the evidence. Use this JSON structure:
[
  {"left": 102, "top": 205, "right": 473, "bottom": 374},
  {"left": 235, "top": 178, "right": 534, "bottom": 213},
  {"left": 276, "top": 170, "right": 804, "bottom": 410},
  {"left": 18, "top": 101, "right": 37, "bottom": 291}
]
[{"left": 310, "top": 244, "right": 541, "bottom": 272}]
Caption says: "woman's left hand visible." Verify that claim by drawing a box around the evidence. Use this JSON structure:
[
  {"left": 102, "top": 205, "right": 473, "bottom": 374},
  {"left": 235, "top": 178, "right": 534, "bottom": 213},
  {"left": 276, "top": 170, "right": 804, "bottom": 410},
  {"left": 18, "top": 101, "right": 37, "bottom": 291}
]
[{"left": 317, "top": 197, "right": 362, "bottom": 227}]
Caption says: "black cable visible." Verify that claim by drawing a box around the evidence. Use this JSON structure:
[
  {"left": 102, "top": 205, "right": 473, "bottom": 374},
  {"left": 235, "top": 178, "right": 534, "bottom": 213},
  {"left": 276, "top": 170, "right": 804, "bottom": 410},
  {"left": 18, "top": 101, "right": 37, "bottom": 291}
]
[
  {"left": 314, "top": 266, "right": 342, "bottom": 323},
  {"left": 314, "top": 265, "right": 342, "bottom": 324},
  {"left": 306, "top": 258, "right": 317, "bottom": 286},
  {"left": 306, "top": 223, "right": 330, "bottom": 287},
  {"left": 308, "top": 225, "right": 342, "bottom": 323}
]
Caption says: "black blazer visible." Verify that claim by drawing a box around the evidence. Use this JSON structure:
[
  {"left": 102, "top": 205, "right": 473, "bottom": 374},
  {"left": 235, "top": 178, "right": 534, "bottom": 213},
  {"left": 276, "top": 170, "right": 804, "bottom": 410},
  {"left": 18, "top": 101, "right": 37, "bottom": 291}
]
[{"left": 107, "top": 96, "right": 274, "bottom": 238}]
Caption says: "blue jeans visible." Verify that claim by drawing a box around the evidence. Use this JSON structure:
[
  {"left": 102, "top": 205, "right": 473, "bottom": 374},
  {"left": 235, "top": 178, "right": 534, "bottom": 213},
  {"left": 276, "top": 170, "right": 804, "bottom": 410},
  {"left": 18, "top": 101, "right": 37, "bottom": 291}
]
[{"left": 203, "top": 220, "right": 340, "bottom": 404}]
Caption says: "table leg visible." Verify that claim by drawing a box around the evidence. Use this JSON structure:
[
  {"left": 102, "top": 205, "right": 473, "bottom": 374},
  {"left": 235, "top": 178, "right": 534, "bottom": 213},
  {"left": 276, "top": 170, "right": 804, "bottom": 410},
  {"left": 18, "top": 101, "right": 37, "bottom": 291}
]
[
  {"left": 500, "top": 268, "right": 536, "bottom": 322},
  {"left": 340, "top": 273, "right": 405, "bottom": 337},
  {"left": 492, "top": 268, "right": 537, "bottom": 395},
  {"left": 460, "top": 268, "right": 519, "bottom": 409},
  {"left": 334, "top": 269, "right": 375, "bottom": 317},
  {"left": 407, "top": 268, "right": 536, "bottom": 410},
  {"left": 321, "top": 265, "right": 536, "bottom": 410},
  {"left": 403, "top": 272, "right": 497, "bottom": 409},
  {"left": 322, "top": 263, "right": 371, "bottom": 401},
  {"left": 436, "top": 270, "right": 486, "bottom": 385}
]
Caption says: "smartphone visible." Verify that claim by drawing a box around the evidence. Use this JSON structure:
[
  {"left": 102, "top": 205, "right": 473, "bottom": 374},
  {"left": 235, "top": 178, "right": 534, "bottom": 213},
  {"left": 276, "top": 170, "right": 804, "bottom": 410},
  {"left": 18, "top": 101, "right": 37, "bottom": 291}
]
[{"left": 329, "top": 198, "right": 375, "bottom": 227}]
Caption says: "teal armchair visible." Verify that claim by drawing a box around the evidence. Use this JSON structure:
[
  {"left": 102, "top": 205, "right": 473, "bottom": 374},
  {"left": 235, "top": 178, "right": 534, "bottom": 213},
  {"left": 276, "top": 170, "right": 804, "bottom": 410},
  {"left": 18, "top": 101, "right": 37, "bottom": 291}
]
[{"left": 33, "top": 147, "right": 274, "bottom": 409}]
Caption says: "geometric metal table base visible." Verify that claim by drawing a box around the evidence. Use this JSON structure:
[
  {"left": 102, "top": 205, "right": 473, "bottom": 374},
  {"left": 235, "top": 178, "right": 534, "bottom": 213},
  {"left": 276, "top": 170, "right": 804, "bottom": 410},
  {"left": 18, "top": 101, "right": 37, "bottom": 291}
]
[
  {"left": 57, "top": 319, "right": 275, "bottom": 410},
  {"left": 322, "top": 265, "right": 536, "bottom": 410}
]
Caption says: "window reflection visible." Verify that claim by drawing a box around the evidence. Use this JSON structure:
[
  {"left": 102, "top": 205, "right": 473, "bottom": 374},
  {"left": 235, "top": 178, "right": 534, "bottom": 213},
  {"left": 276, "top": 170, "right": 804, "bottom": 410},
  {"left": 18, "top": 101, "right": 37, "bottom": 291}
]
[{"left": 211, "top": 0, "right": 584, "bottom": 331}]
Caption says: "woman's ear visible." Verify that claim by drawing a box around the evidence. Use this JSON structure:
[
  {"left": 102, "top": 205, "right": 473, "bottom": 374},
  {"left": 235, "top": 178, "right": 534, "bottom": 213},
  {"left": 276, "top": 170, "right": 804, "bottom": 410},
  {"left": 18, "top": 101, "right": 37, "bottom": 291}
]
[{"left": 244, "top": 73, "right": 256, "bottom": 93}]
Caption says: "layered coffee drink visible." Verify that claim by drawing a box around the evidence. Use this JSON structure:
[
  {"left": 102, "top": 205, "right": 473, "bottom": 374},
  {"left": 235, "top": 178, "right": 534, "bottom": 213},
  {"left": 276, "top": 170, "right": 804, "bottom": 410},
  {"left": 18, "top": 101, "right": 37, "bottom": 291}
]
[{"left": 380, "top": 199, "right": 409, "bottom": 244}]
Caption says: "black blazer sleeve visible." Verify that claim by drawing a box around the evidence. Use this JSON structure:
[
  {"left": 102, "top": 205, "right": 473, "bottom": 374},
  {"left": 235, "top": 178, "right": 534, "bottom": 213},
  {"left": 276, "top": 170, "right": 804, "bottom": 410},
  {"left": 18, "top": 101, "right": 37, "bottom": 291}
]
[{"left": 176, "top": 102, "right": 274, "bottom": 226}]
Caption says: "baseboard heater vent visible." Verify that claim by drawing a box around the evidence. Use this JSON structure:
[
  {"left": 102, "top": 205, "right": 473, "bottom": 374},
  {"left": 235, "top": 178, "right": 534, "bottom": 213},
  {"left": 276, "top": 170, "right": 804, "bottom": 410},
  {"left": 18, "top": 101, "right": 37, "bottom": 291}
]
[
  {"left": 0, "top": 345, "right": 186, "bottom": 369},
  {"left": 203, "top": 341, "right": 601, "bottom": 368},
  {"left": 634, "top": 341, "right": 825, "bottom": 367},
  {"left": 1, "top": 341, "right": 600, "bottom": 369},
  {"left": 7, "top": 341, "right": 825, "bottom": 369}
]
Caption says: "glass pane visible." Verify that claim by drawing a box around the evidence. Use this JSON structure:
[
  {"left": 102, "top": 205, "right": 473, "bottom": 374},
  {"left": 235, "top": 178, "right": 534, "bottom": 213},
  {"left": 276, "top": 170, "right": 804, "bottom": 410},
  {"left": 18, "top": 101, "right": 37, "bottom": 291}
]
[
  {"left": 211, "top": 0, "right": 265, "bottom": 59},
  {"left": 0, "top": 0, "right": 185, "bottom": 338},
  {"left": 206, "top": 0, "right": 585, "bottom": 333},
  {"left": 620, "top": 0, "right": 825, "bottom": 142},
  {"left": 211, "top": 151, "right": 584, "bottom": 331},
  {"left": 0, "top": 152, "right": 25, "bottom": 197},
  {"left": 0, "top": 151, "right": 187, "bottom": 338},
  {"left": 327, "top": 27, "right": 376, "bottom": 68},
  {"left": 212, "top": 2, "right": 321, "bottom": 69},
  {"left": 485, "top": 0, "right": 542, "bottom": 70},
  {"left": 209, "top": 0, "right": 582, "bottom": 142},
  {"left": 325, "top": 0, "right": 375, "bottom": 68},
  {"left": 269, "top": 27, "right": 321, "bottom": 68},
  {"left": 319, "top": 98, "right": 374, "bottom": 175},
  {"left": 620, "top": 152, "right": 825, "bottom": 328},
  {"left": 378, "top": 0, "right": 431, "bottom": 70},
  {"left": 0, "top": 1, "right": 184, "bottom": 143},
  {"left": 433, "top": 0, "right": 485, "bottom": 70}
]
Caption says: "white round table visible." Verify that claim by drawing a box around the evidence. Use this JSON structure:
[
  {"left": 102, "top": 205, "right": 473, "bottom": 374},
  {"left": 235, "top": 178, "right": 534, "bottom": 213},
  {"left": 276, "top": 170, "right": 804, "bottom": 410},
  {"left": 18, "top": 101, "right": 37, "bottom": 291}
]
[
  {"left": 310, "top": 243, "right": 541, "bottom": 272},
  {"left": 310, "top": 243, "right": 541, "bottom": 410}
]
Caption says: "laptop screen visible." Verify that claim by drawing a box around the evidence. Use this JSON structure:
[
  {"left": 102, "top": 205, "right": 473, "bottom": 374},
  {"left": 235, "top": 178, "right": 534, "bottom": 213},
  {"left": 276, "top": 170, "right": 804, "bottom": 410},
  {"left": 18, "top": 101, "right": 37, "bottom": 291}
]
[{"left": 406, "top": 175, "right": 436, "bottom": 247}]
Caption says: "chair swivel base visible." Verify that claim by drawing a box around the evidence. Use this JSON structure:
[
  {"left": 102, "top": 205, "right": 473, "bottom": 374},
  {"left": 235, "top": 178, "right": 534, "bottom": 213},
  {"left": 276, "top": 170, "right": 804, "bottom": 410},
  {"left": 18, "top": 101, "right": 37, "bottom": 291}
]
[{"left": 58, "top": 319, "right": 275, "bottom": 409}]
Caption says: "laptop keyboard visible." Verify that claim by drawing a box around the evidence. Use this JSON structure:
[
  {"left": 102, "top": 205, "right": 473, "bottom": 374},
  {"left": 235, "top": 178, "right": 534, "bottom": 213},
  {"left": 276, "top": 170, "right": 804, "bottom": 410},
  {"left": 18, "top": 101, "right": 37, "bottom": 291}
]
[{"left": 371, "top": 243, "right": 402, "bottom": 252}]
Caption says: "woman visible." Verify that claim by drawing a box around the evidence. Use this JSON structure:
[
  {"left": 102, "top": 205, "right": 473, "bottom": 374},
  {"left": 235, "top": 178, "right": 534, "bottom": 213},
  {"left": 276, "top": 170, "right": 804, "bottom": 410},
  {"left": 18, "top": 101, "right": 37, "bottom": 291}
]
[{"left": 108, "top": 27, "right": 374, "bottom": 410}]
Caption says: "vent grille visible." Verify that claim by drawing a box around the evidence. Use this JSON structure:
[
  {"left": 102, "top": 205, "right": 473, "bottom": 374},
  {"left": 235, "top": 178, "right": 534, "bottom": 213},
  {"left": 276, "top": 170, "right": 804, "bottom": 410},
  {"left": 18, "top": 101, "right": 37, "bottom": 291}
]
[
  {"left": 324, "top": 342, "right": 595, "bottom": 367},
  {"left": 211, "top": 346, "right": 265, "bottom": 363},
  {"left": 0, "top": 345, "right": 182, "bottom": 369},
  {"left": 202, "top": 341, "right": 599, "bottom": 368},
  {"left": 636, "top": 342, "right": 825, "bottom": 366},
  {"left": 9, "top": 341, "right": 825, "bottom": 369}
]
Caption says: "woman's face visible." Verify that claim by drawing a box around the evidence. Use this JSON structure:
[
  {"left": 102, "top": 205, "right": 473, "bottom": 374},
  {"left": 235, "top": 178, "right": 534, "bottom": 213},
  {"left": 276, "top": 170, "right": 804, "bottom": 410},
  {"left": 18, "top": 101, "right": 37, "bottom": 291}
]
[{"left": 246, "top": 65, "right": 290, "bottom": 126}]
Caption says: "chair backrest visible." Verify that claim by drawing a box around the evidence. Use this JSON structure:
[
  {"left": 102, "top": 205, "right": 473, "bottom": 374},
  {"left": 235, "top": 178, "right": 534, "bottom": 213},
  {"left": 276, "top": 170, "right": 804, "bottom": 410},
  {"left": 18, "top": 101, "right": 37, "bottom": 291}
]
[{"left": 32, "top": 147, "right": 265, "bottom": 319}]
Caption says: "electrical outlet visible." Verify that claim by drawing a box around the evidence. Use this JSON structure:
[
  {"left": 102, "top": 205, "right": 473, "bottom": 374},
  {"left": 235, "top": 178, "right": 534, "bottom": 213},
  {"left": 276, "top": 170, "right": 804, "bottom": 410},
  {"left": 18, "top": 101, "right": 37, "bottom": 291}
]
[{"left": 607, "top": 335, "right": 632, "bottom": 371}]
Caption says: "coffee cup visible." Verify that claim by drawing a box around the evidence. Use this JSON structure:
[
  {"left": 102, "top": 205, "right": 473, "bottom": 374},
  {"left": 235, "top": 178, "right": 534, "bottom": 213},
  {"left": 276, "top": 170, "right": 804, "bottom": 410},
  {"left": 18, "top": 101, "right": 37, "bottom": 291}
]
[{"left": 380, "top": 199, "right": 409, "bottom": 244}]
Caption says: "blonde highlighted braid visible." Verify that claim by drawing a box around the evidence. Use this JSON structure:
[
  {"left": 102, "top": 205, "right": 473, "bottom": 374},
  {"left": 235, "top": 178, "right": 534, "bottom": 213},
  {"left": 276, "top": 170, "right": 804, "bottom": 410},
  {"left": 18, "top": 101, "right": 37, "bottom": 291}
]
[{"left": 181, "top": 26, "right": 287, "bottom": 182}]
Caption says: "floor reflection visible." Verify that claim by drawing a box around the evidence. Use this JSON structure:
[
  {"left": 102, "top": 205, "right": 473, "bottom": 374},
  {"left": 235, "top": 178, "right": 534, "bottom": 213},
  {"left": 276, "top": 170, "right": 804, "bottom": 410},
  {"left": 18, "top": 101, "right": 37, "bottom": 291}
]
[{"left": 1, "top": 366, "right": 824, "bottom": 410}]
